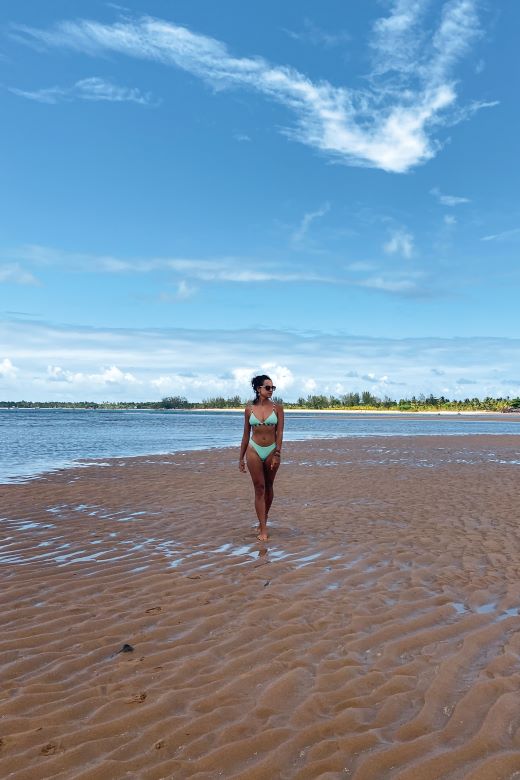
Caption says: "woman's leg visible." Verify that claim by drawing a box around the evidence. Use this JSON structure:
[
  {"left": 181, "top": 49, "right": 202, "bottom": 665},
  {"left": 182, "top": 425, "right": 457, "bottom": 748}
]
[
  {"left": 246, "top": 447, "right": 268, "bottom": 540},
  {"left": 264, "top": 452, "right": 280, "bottom": 520}
]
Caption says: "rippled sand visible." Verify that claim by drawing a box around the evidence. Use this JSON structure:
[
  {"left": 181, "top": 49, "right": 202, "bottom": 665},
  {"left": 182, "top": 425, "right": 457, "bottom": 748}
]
[{"left": 2, "top": 435, "right": 520, "bottom": 779}]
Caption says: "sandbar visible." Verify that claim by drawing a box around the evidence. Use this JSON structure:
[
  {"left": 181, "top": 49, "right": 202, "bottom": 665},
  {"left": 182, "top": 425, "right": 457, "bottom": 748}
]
[{"left": 1, "top": 434, "right": 520, "bottom": 779}]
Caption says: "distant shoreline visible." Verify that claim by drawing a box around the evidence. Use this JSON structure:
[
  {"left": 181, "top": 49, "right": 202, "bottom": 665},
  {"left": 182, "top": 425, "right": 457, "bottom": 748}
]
[
  {"left": 198, "top": 408, "right": 510, "bottom": 416},
  {"left": 2, "top": 406, "right": 517, "bottom": 416}
]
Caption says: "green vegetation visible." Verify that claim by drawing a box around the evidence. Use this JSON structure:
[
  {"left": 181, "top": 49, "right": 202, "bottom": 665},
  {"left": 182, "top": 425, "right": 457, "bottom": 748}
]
[{"left": 2, "top": 393, "right": 520, "bottom": 411}]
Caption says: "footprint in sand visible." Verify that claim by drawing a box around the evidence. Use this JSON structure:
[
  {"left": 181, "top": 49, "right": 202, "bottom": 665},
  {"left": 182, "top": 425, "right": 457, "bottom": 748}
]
[
  {"left": 40, "top": 743, "right": 58, "bottom": 756},
  {"left": 129, "top": 692, "right": 147, "bottom": 703},
  {"left": 145, "top": 606, "right": 162, "bottom": 614}
]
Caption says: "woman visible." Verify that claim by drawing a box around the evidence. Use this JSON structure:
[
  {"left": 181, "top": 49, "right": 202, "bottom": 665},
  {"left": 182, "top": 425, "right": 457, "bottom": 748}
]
[{"left": 239, "top": 375, "right": 284, "bottom": 541}]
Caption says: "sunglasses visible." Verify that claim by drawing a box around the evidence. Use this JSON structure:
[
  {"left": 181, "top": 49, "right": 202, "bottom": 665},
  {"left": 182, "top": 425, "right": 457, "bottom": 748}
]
[{"left": 261, "top": 385, "right": 276, "bottom": 391}]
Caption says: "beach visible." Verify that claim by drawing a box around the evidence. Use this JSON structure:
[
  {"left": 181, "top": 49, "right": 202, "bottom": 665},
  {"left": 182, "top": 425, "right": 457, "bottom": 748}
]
[{"left": 2, "top": 434, "right": 520, "bottom": 779}]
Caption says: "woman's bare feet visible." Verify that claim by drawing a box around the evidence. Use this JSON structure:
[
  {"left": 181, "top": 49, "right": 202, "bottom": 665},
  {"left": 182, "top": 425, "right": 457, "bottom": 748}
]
[
  {"left": 257, "top": 532, "right": 268, "bottom": 542},
  {"left": 255, "top": 515, "right": 268, "bottom": 534}
]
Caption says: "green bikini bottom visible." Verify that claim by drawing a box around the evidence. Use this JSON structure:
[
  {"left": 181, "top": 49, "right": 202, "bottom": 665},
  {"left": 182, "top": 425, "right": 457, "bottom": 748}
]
[{"left": 249, "top": 440, "right": 277, "bottom": 461}]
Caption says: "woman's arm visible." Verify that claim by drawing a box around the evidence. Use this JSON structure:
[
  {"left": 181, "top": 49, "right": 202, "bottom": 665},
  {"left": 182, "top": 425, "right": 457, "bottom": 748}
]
[
  {"left": 239, "top": 406, "right": 251, "bottom": 471},
  {"left": 272, "top": 404, "right": 285, "bottom": 466}
]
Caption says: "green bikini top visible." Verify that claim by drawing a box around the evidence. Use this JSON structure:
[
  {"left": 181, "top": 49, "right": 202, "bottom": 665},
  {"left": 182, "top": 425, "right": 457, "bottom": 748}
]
[{"left": 249, "top": 405, "right": 278, "bottom": 426}]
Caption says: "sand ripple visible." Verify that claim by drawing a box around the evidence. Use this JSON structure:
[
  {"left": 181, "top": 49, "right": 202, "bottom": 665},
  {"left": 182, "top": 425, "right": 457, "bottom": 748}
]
[{"left": 1, "top": 435, "right": 520, "bottom": 779}]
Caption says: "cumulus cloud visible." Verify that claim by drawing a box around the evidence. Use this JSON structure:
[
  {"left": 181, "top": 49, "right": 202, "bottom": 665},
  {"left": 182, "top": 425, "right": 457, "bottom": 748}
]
[
  {"left": 260, "top": 363, "right": 294, "bottom": 390},
  {"left": 303, "top": 378, "right": 317, "bottom": 392},
  {"left": 11, "top": 0, "right": 489, "bottom": 173},
  {"left": 9, "top": 76, "right": 155, "bottom": 105},
  {"left": 0, "top": 357, "right": 18, "bottom": 379}
]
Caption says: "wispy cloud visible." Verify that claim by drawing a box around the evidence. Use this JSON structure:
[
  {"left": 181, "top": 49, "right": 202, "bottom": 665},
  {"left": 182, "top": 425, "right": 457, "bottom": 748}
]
[
  {"left": 9, "top": 77, "right": 155, "bottom": 105},
  {"left": 430, "top": 186, "right": 470, "bottom": 205},
  {"left": 6, "top": 244, "right": 346, "bottom": 284},
  {"left": 152, "top": 281, "right": 198, "bottom": 303},
  {"left": 175, "top": 280, "right": 196, "bottom": 300},
  {"left": 10, "top": 244, "right": 337, "bottom": 283},
  {"left": 383, "top": 229, "right": 414, "bottom": 258},
  {"left": 0, "top": 263, "right": 40, "bottom": 285},
  {"left": 481, "top": 228, "right": 520, "bottom": 242},
  {"left": 347, "top": 261, "right": 377, "bottom": 272},
  {"left": 291, "top": 203, "right": 330, "bottom": 246},
  {"left": 11, "top": 1, "right": 489, "bottom": 173},
  {"left": 282, "top": 18, "right": 351, "bottom": 48},
  {"left": 358, "top": 274, "right": 422, "bottom": 295},
  {"left": 6, "top": 244, "right": 431, "bottom": 297},
  {"left": 47, "top": 364, "right": 140, "bottom": 385},
  {"left": 370, "top": 0, "right": 430, "bottom": 79}
]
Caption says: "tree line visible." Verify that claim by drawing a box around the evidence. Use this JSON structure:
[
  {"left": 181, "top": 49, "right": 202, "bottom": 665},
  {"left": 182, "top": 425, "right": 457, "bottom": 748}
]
[{"left": 2, "top": 393, "right": 520, "bottom": 411}]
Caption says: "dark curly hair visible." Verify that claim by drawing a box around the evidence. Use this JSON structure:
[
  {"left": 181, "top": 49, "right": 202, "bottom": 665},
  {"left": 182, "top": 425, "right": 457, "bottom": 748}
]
[{"left": 251, "top": 374, "right": 271, "bottom": 405}]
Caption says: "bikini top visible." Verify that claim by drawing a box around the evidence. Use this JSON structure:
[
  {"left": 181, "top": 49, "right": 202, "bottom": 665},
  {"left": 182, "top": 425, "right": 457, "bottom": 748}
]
[{"left": 249, "top": 405, "right": 277, "bottom": 427}]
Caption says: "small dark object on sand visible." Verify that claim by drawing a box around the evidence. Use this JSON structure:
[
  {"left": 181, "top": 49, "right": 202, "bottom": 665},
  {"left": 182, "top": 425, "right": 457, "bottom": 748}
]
[
  {"left": 264, "top": 581, "right": 270, "bottom": 587},
  {"left": 117, "top": 643, "right": 134, "bottom": 653}
]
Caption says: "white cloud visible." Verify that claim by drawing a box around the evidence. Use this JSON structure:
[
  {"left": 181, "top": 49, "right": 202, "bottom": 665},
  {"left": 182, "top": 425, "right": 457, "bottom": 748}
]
[
  {"left": 4, "top": 318, "right": 520, "bottom": 401},
  {"left": 231, "top": 367, "right": 258, "bottom": 386},
  {"left": 283, "top": 19, "right": 351, "bottom": 49},
  {"left": 0, "top": 263, "right": 40, "bottom": 285},
  {"left": 370, "top": 0, "right": 430, "bottom": 78},
  {"left": 6, "top": 243, "right": 434, "bottom": 298},
  {"left": 430, "top": 186, "right": 470, "bottom": 205},
  {"left": 481, "top": 228, "right": 520, "bottom": 242},
  {"left": 11, "top": 2, "right": 489, "bottom": 173},
  {"left": 359, "top": 276, "right": 418, "bottom": 293},
  {"left": 303, "top": 378, "right": 317, "bottom": 392},
  {"left": 46, "top": 365, "right": 140, "bottom": 385},
  {"left": 444, "top": 214, "right": 457, "bottom": 225},
  {"left": 260, "top": 363, "right": 294, "bottom": 390},
  {"left": 9, "top": 77, "right": 155, "bottom": 105},
  {"left": 8, "top": 244, "right": 338, "bottom": 284},
  {"left": 0, "top": 358, "right": 18, "bottom": 379},
  {"left": 175, "top": 280, "right": 196, "bottom": 299},
  {"left": 347, "top": 261, "right": 377, "bottom": 272},
  {"left": 383, "top": 229, "right": 414, "bottom": 258},
  {"left": 291, "top": 202, "right": 330, "bottom": 246}
]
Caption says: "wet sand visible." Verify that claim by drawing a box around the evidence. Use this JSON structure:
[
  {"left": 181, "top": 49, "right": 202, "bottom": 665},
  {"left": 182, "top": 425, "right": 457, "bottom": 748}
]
[{"left": 1, "top": 434, "right": 520, "bottom": 779}]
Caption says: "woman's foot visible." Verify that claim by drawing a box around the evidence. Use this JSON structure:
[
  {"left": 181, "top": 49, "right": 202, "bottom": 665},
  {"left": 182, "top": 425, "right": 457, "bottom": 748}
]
[{"left": 257, "top": 532, "right": 268, "bottom": 542}]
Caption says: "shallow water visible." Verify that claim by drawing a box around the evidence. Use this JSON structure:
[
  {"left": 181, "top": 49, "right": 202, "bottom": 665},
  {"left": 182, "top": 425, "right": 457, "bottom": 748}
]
[{"left": 2, "top": 408, "right": 520, "bottom": 483}]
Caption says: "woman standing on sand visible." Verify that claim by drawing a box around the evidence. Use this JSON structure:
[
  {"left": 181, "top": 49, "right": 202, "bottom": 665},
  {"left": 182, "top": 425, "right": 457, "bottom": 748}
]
[{"left": 239, "top": 375, "right": 284, "bottom": 541}]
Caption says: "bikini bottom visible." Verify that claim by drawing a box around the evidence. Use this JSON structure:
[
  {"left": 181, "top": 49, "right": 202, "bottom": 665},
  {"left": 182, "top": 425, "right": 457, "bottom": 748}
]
[{"left": 249, "top": 440, "right": 276, "bottom": 462}]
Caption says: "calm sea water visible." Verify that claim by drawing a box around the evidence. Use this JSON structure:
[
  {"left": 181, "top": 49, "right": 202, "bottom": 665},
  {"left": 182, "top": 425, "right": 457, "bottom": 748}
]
[{"left": 1, "top": 409, "right": 519, "bottom": 484}]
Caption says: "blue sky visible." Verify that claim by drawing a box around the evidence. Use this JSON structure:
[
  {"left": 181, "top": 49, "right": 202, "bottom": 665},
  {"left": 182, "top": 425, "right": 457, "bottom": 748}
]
[{"left": 1, "top": 0, "right": 519, "bottom": 401}]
